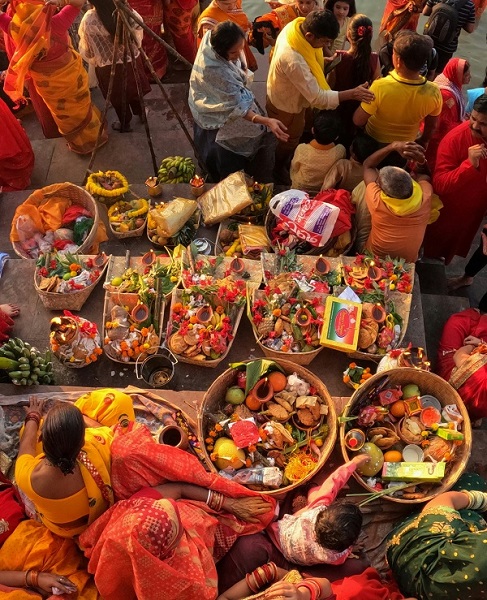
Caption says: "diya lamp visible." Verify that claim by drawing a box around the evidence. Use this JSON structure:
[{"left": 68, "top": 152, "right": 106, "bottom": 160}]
[
  {"left": 229, "top": 257, "right": 245, "bottom": 274},
  {"left": 315, "top": 255, "right": 331, "bottom": 275},
  {"left": 294, "top": 307, "right": 312, "bottom": 328},
  {"left": 364, "top": 258, "right": 382, "bottom": 281},
  {"left": 190, "top": 175, "right": 205, "bottom": 198},
  {"left": 371, "top": 303, "right": 386, "bottom": 323},
  {"left": 145, "top": 176, "right": 162, "bottom": 197},
  {"left": 131, "top": 303, "right": 150, "bottom": 323},
  {"left": 249, "top": 377, "right": 274, "bottom": 404},
  {"left": 50, "top": 315, "right": 78, "bottom": 346},
  {"left": 195, "top": 305, "right": 213, "bottom": 325},
  {"left": 141, "top": 249, "right": 156, "bottom": 266},
  {"left": 92, "top": 252, "right": 108, "bottom": 268}
]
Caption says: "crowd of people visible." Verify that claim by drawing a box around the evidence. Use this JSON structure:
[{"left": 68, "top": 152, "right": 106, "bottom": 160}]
[{"left": 1, "top": 0, "right": 487, "bottom": 597}]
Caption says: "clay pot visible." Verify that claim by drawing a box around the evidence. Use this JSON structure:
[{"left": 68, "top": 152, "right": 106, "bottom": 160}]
[
  {"left": 294, "top": 307, "right": 312, "bottom": 328},
  {"left": 50, "top": 316, "right": 78, "bottom": 345},
  {"left": 145, "top": 176, "right": 162, "bottom": 197},
  {"left": 250, "top": 377, "right": 274, "bottom": 405},
  {"left": 131, "top": 303, "right": 149, "bottom": 323},
  {"left": 371, "top": 304, "right": 386, "bottom": 323},
  {"left": 196, "top": 305, "right": 213, "bottom": 325},
  {"left": 159, "top": 414, "right": 189, "bottom": 450},
  {"left": 315, "top": 257, "right": 331, "bottom": 275},
  {"left": 92, "top": 253, "right": 107, "bottom": 268},
  {"left": 367, "top": 265, "right": 382, "bottom": 281},
  {"left": 141, "top": 250, "right": 156, "bottom": 266},
  {"left": 230, "top": 257, "right": 245, "bottom": 274},
  {"left": 344, "top": 428, "right": 366, "bottom": 451}
]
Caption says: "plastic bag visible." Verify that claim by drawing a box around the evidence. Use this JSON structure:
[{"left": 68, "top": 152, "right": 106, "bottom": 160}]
[
  {"left": 269, "top": 190, "right": 340, "bottom": 247},
  {"left": 238, "top": 224, "right": 270, "bottom": 255},
  {"left": 199, "top": 172, "right": 253, "bottom": 226},
  {"left": 150, "top": 198, "right": 197, "bottom": 236},
  {"left": 222, "top": 466, "right": 283, "bottom": 488}
]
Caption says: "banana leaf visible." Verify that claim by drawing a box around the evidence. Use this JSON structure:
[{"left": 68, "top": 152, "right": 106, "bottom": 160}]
[{"left": 229, "top": 358, "right": 286, "bottom": 396}]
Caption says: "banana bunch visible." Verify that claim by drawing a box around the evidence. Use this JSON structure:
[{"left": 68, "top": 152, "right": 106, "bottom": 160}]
[
  {"left": 209, "top": 312, "right": 227, "bottom": 331},
  {"left": 158, "top": 156, "right": 196, "bottom": 184},
  {"left": 0, "top": 338, "right": 54, "bottom": 385}
]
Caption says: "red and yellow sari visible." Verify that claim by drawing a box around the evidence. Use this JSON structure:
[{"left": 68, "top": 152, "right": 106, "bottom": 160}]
[
  {"left": 4, "top": 0, "right": 107, "bottom": 154},
  {"left": 129, "top": 0, "right": 168, "bottom": 79},
  {"left": 197, "top": 0, "right": 257, "bottom": 71},
  {"left": 80, "top": 423, "right": 276, "bottom": 600}
]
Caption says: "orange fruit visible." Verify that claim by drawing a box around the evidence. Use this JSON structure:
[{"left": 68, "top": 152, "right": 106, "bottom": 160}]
[
  {"left": 267, "top": 371, "right": 287, "bottom": 393},
  {"left": 390, "top": 400, "right": 406, "bottom": 418},
  {"left": 383, "top": 450, "right": 403, "bottom": 463},
  {"left": 245, "top": 394, "right": 261, "bottom": 411}
]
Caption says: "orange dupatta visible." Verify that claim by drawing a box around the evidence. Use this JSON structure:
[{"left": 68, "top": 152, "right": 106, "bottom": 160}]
[{"left": 4, "top": 0, "right": 55, "bottom": 102}]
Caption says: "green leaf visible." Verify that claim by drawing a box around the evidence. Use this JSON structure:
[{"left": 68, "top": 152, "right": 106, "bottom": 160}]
[{"left": 229, "top": 358, "right": 285, "bottom": 396}]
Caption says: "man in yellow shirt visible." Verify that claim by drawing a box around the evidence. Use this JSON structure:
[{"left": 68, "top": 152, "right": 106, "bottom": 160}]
[{"left": 353, "top": 31, "right": 442, "bottom": 164}]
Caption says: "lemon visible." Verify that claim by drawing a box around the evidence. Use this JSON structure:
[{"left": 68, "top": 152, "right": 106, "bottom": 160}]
[
  {"left": 63, "top": 273, "right": 72, "bottom": 281},
  {"left": 384, "top": 450, "right": 403, "bottom": 463},
  {"left": 70, "top": 271, "right": 78, "bottom": 277},
  {"left": 111, "top": 277, "right": 123, "bottom": 286}
]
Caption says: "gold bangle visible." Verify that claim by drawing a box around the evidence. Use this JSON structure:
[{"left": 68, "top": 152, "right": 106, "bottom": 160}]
[
  {"left": 25, "top": 570, "right": 31, "bottom": 587},
  {"left": 251, "top": 114, "right": 258, "bottom": 123}
]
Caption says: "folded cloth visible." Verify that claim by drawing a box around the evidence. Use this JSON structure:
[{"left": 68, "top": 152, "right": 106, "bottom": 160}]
[{"left": 315, "top": 189, "right": 355, "bottom": 238}]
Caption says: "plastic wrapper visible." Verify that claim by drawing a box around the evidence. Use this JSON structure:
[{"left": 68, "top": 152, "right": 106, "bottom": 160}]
[
  {"left": 269, "top": 190, "right": 340, "bottom": 247},
  {"left": 199, "top": 172, "right": 253, "bottom": 226},
  {"left": 150, "top": 198, "right": 198, "bottom": 237},
  {"left": 221, "top": 466, "right": 283, "bottom": 488},
  {"left": 238, "top": 224, "right": 270, "bottom": 255}
]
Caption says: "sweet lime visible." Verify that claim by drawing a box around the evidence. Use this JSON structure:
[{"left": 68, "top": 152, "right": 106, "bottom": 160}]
[
  {"left": 111, "top": 277, "right": 123, "bottom": 286},
  {"left": 62, "top": 273, "right": 72, "bottom": 281}
]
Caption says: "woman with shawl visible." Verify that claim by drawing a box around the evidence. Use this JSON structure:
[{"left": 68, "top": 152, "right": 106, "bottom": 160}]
[
  {"left": 0, "top": 97, "right": 34, "bottom": 191},
  {"left": 436, "top": 305, "right": 487, "bottom": 421},
  {"left": 0, "top": 0, "right": 107, "bottom": 154},
  {"left": 189, "top": 21, "right": 288, "bottom": 181},
  {"left": 15, "top": 390, "right": 135, "bottom": 538},
  {"left": 425, "top": 57, "right": 470, "bottom": 172},
  {"left": 197, "top": 0, "right": 257, "bottom": 71},
  {"left": 79, "top": 422, "right": 276, "bottom": 600}
]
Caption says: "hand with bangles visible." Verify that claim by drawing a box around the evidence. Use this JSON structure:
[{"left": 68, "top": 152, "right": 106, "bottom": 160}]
[{"left": 0, "top": 570, "right": 77, "bottom": 595}]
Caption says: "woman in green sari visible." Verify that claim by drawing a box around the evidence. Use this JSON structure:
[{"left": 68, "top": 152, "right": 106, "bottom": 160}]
[{"left": 387, "top": 473, "right": 487, "bottom": 600}]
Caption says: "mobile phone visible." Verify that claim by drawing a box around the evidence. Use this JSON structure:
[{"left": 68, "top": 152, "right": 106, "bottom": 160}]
[{"left": 324, "top": 53, "right": 342, "bottom": 76}]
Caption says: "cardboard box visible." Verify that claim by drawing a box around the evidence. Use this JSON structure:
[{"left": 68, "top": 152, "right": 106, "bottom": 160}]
[
  {"left": 382, "top": 461, "right": 446, "bottom": 482},
  {"left": 320, "top": 296, "right": 362, "bottom": 352}
]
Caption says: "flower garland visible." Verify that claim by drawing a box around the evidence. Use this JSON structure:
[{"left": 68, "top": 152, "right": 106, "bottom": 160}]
[{"left": 85, "top": 170, "right": 129, "bottom": 198}]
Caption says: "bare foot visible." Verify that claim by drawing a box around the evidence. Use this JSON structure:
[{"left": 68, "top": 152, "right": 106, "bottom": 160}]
[
  {"left": 0, "top": 303, "right": 20, "bottom": 317},
  {"left": 447, "top": 275, "right": 473, "bottom": 291}
]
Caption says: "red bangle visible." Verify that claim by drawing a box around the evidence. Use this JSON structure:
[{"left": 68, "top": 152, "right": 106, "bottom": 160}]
[
  {"left": 30, "top": 570, "right": 39, "bottom": 589},
  {"left": 25, "top": 412, "right": 41, "bottom": 426},
  {"left": 296, "top": 581, "right": 319, "bottom": 600},
  {"left": 24, "top": 570, "right": 31, "bottom": 587}
]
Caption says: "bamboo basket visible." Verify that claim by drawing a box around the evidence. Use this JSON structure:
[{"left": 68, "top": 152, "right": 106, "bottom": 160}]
[
  {"left": 347, "top": 292, "right": 412, "bottom": 362},
  {"left": 248, "top": 288, "right": 326, "bottom": 367},
  {"left": 197, "top": 359, "right": 337, "bottom": 496},
  {"left": 340, "top": 368, "right": 472, "bottom": 504},
  {"left": 166, "top": 288, "right": 245, "bottom": 368},
  {"left": 103, "top": 291, "right": 165, "bottom": 364},
  {"left": 341, "top": 257, "right": 416, "bottom": 293},
  {"left": 104, "top": 254, "right": 180, "bottom": 301},
  {"left": 261, "top": 253, "right": 343, "bottom": 288},
  {"left": 12, "top": 183, "right": 100, "bottom": 259},
  {"left": 34, "top": 255, "right": 111, "bottom": 311},
  {"left": 181, "top": 252, "right": 263, "bottom": 289},
  {"left": 109, "top": 215, "right": 147, "bottom": 239}
]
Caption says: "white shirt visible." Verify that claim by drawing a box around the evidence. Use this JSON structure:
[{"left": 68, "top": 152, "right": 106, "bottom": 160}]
[
  {"left": 266, "top": 23, "right": 340, "bottom": 115},
  {"left": 78, "top": 9, "right": 144, "bottom": 68}
]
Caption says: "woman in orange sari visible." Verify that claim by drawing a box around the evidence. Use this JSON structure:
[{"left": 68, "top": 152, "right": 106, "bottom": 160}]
[
  {"left": 379, "top": 0, "right": 425, "bottom": 42},
  {"left": 0, "top": 0, "right": 107, "bottom": 154},
  {"left": 197, "top": 0, "right": 257, "bottom": 71},
  {"left": 80, "top": 422, "right": 276, "bottom": 600}
]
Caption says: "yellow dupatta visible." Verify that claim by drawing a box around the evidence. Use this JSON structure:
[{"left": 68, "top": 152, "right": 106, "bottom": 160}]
[
  {"left": 4, "top": 0, "right": 55, "bottom": 102},
  {"left": 380, "top": 179, "right": 423, "bottom": 216},
  {"left": 285, "top": 17, "right": 329, "bottom": 90},
  {"left": 75, "top": 388, "right": 136, "bottom": 427}
]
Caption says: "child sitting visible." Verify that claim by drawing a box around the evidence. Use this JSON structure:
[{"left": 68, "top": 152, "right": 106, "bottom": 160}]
[
  {"left": 290, "top": 111, "right": 346, "bottom": 193},
  {"left": 267, "top": 454, "right": 367, "bottom": 565},
  {"left": 321, "top": 133, "right": 377, "bottom": 192}
]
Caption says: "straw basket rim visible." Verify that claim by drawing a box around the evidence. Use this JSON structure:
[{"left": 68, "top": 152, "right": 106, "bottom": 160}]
[
  {"left": 166, "top": 288, "right": 244, "bottom": 368},
  {"left": 12, "top": 183, "right": 99, "bottom": 259},
  {"left": 197, "top": 358, "right": 338, "bottom": 496},
  {"left": 339, "top": 367, "right": 472, "bottom": 504},
  {"left": 109, "top": 215, "right": 147, "bottom": 239},
  {"left": 34, "top": 255, "right": 111, "bottom": 312}
]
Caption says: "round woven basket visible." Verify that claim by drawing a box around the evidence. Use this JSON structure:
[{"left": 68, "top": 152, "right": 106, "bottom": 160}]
[
  {"left": 109, "top": 216, "right": 147, "bottom": 239},
  {"left": 12, "top": 183, "right": 99, "bottom": 259},
  {"left": 198, "top": 359, "right": 337, "bottom": 496},
  {"left": 340, "top": 368, "right": 472, "bottom": 504}
]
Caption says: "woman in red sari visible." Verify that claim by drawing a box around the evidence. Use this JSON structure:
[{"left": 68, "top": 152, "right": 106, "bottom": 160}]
[
  {"left": 424, "top": 57, "right": 470, "bottom": 172},
  {"left": 437, "top": 305, "right": 487, "bottom": 421},
  {"left": 0, "top": 97, "right": 34, "bottom": 191},
  {"left": 126, "top": 0, "right": 167, "bottom": 79},
  {"left": 379, "top": 0, "right": 425, "bottom": 42},
  {"left": 80, "top": 423, "right": 275, "bottom": 600}
]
